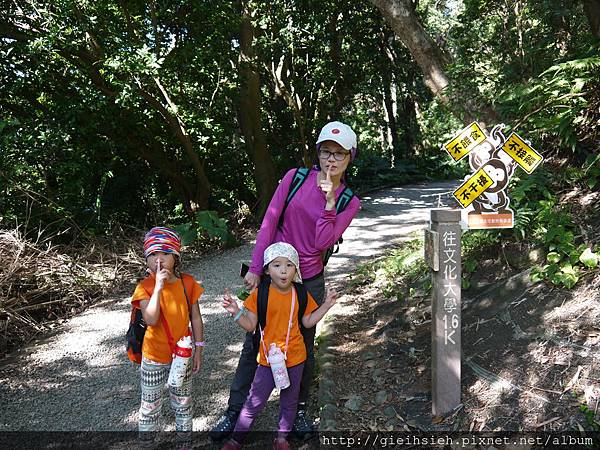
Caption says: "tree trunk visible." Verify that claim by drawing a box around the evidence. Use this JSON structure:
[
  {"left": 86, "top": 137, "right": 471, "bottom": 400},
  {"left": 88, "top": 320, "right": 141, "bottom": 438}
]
[
  {"left": 382, "top": 71, "right": 402, "bottom": 166},
  {"left": 238, "top": 3, "right": 278, "bottom": 218},
  {"left": 381, "top": 35, "right": 402, "bottom": 166},
  {"left": 583, "top": 0, "right": 600, "bottom": 38},
  {"left": 136, "top": 83, "right": 211, "bottom": 212},
  {"left": 399, "top": 94, "right": 417, "bottom": 159},
  {"left": 370, "top": 0, "right": 501, "bottom": 126}
]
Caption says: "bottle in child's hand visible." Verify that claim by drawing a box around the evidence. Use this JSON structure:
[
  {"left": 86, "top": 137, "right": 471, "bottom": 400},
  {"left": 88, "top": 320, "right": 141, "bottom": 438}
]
[
  {"left": 268, "top": 343, "right": 290, "bottom": 389},
  {"left": 168, "top": 335, "right": 193, "bottom": 388},
  {"left": 237, "top": 288, "right": 250, "bottom": 301}
]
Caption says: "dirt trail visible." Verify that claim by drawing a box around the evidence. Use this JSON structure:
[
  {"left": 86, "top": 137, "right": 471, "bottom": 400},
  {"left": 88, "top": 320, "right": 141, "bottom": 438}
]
[{"left": 0, "top": 181, "right": 455, "bottom": 436}]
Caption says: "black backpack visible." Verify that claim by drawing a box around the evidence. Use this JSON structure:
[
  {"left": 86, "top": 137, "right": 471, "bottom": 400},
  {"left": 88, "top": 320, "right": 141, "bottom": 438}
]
[
  {"left": 277, "top": 167, "right": 355, "bottom": 265},
  {"left": 251, "top": 277, "right": 310, "bottom": 352}
]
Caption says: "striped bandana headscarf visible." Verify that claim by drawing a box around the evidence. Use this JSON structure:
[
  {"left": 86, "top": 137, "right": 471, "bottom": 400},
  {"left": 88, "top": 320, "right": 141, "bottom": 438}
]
[
  {"left": 143, "top": 227, "right": 181, "bottom": 258},
  {"left": 263, "top": 242, "right": 302, "bottom": 283}
]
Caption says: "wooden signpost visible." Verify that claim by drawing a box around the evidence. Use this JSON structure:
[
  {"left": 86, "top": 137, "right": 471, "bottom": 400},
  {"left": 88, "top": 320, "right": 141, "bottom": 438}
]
[
  {"left": 426, "top": 209, "right": 462, "bottom": 416},
  {"left": 426, "top": 122, "right": 542, "bottom": 418}
]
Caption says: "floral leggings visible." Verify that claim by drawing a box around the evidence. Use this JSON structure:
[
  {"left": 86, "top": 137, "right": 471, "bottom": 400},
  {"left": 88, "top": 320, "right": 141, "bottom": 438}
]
[{"left": 139, "top": 357, "right": 193, "bottom": 432}]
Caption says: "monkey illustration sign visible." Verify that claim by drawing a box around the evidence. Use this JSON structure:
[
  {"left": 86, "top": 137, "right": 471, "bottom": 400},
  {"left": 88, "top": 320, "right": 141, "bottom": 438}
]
[{"left": 442, "top": 122, "right": 543, "bottom": 229}]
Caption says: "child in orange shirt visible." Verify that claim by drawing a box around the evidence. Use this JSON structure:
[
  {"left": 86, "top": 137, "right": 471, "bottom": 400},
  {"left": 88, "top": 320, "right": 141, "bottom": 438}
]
[
  {"left": 131, "top": 227, "right": 205, "bottom": 438},
  {"left": 220, "top": 242, "right": 337, "bottom": 450}
]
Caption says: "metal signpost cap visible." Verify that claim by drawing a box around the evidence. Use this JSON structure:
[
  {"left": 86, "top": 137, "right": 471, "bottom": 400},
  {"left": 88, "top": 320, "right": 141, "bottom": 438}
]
[{"left": 431, "top": 208, "right": 461, "bottom": 223}]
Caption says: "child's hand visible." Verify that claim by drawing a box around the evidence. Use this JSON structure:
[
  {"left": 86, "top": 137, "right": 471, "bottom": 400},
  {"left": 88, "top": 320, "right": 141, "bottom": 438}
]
[
  {"left": 323, "top": 287, "right": 338, "bottom": 310},
  {"left": 222, "top": 288, "right": 240, "bottom": 316},
  {"left": 193, "top": 347, "right": 203, "bottom": 374},
  {"left": 154, "top": 260, "right": 170, "bottom": 290}
]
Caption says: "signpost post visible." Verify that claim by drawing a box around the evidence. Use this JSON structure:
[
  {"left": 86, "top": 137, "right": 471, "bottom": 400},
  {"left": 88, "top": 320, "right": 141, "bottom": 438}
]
[
  {"left": 426, "top": 209, "right": 462, "bottom": 417},
  {"left": 426, "top": 121, "right": 542, "bottom": 418}
]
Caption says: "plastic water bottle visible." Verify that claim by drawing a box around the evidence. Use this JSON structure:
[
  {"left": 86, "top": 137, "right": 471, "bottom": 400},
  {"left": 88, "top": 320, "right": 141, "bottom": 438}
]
[
  {"left": 268, "top": 343, "right": 290, "bottom": 389},
  {"left": 168, "top": 335, "right": 193, "bottom": 388}
]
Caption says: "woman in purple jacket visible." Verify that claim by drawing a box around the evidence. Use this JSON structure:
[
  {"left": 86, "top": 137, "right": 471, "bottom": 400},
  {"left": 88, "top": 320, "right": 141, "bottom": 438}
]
[{"left": 210, "top": 121, "right": 361, "bottom": 442}]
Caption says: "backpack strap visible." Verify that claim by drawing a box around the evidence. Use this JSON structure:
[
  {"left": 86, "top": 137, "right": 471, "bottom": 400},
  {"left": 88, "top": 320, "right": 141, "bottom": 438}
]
[
  {"left": 293, "top": 282, "right": 308, "bottom": 328},
  {"left": 180, "top": 273, "right": 196, "bottom": 343},
  {"left": 336, "top": 186, "right": 354, "bottom": 213},
  {"left": 256, "top": 277, "right": 271, "bottom": 331},
  {"left": 253, "top": 277, "right": 271, "bottom": 351},
  {"left": 322, "top": 186, "right": 355, "bottom": 266},
  {"left": 277, "top": 167, "right": 311, "bottom": 230}
]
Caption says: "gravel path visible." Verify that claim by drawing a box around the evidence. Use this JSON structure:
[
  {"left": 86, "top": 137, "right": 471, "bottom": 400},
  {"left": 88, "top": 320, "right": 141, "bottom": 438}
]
[{"left": 0, "top": 181, "right": 454, "bottom": 436}]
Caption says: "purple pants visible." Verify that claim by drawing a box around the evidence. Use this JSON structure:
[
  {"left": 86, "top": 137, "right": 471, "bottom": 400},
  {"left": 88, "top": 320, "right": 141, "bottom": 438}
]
[{"left": 231, "top": 363, "right": 304, "bottom": 443}]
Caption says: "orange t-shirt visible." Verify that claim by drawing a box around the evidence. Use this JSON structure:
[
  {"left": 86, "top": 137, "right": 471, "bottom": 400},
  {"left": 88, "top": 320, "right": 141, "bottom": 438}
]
[
  {"left": 243, "top": 285, "right": 318, "bottom": 368},
  {"left": 131, "top": 273, "right": 204, "bottom": 363}
]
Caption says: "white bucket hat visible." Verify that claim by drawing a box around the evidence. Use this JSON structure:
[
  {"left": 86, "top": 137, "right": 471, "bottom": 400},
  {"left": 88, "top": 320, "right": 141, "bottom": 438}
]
[
  {"left": 316, "top": 121, "right": 358, "bottom": 161},
  {"left": 263, "top": 242, "right": 302, "bottom": 283}
]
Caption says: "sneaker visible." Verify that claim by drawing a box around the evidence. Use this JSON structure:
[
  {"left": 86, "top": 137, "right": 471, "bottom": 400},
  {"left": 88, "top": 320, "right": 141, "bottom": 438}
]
[
  {"left": 209, "top": 410, "right": 239, "bottom": 442},
  {"left": 292, "top": 408, "right": 313, "bottom": 440},
  {"left": 220, "top": 439, "right": 241, "bottom": 450},
  {"left": 273, "top": 437, "right": 291, "bottom": 450}
]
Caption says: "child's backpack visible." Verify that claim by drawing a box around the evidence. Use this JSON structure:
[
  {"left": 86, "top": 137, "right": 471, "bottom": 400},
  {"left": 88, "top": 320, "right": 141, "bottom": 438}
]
[
  {"left": 126, "top": 307, "right": 147, "bottom": 364},
  {"left": 251, "top": 277, "right": 310, "bottom": 353},
  {"left": 126, "top": 273, "right": 195, "bottom": 364},
  {"left": 277, "top": 167, "right": 355, "bottom": 266}
]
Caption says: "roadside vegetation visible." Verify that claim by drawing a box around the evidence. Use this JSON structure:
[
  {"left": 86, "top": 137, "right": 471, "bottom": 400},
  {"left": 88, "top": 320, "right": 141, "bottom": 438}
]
[{"left": 1, "top": 0, "right": 598, "bottom": 371}]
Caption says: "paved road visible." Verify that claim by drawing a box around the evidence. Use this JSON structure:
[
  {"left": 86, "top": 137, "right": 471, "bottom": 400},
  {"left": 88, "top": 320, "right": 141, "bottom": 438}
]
[{"left": 0, "top": 181, "right": 455, "bottom": 438}]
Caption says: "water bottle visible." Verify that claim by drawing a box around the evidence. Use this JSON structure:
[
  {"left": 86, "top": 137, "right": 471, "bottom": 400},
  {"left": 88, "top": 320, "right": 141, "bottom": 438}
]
[
  {"left": 267, "top": 343, "right": 290, "bottom": 389},
  {"left": 168, "top": 335, "right": 192, "bottom": 388}
]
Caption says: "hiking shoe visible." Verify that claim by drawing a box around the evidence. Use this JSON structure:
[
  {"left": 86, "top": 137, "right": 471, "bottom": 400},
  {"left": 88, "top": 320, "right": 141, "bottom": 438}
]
[
  {"left": 220, "top": 439, "right": 241, "bottom": 450},
  {"left": 209, "top": 410, "right": 239, "bottom": 442},
  {"left": 273, "top": 437, "right": 291, "bottom": 450},
  {"left": 292, "top": 408, "right": 313, "bottom": 439}
]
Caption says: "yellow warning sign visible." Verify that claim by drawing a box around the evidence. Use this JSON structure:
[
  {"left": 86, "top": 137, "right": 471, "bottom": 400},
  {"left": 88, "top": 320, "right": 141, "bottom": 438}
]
[
  {"left": 442, "top": 122, "right": 487, "bottom": 162},
  {"left": 501, "top": 132, "right": 543, "bottom": 174},
  {"left": 453, "top": 168, "right": 494, "bottom": 208}
]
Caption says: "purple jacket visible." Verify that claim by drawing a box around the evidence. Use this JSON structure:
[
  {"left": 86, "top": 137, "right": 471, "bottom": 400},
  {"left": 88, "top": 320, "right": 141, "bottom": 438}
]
[{"left": 250, "top": 167, "right": 361, "bottom": 279}]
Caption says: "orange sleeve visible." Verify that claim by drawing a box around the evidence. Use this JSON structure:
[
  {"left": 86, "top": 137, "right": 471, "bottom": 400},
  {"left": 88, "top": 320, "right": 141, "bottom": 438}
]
[
  {"left": 131, "top": 281, "right": 151, "bottom": 308},
  {"left": 243, "top": 289, "right": 258, "bottom": 315},
  {"left": 303, "top": 291, "right": 319, "bottom": 316},
  {"left": 191, "top": 279, "right": 204, "bottom": 305}
]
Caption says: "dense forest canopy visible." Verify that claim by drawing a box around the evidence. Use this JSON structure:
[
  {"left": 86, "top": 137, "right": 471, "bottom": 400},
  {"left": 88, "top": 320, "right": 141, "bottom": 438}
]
[{"left": 1, "top": 0, "right": 598, "bottom": 240}]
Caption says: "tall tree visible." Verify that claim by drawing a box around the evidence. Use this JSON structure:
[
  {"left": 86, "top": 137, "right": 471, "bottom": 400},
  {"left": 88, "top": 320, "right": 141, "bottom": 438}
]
[
  {"left": 238, "top": 1, "right": 277, "bottom": 217},
  {"left": 583, "top": 0, "right": 600, "bottom": 38},
  {"left": 370, "top": 0, "right": 501, "bottom": 126},
  {"left": 0, "top": 2, "right": 229, "bottom": 214}
]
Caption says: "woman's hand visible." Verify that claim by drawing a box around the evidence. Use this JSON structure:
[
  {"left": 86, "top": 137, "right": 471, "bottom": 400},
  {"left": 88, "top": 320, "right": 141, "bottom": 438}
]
[
  {"left": 193, "top": 347, "right": 203, "bottom": 373},
  {"left": 244, "top": 272, "right": 261, "bottom": 291},
  {"left": 319, "top": 167, "right": 336, "bottom": 210},
  {"left": 323, "top": 287, "right": 338, "bottom": 310},
  {"left": 222, "top": 288, "right": 240, "bottom": 315}
]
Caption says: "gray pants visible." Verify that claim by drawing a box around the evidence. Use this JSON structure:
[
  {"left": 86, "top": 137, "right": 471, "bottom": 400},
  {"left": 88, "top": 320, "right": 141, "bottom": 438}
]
[{"left": 227, "top": 274, "right": 325, "bottom": 412}]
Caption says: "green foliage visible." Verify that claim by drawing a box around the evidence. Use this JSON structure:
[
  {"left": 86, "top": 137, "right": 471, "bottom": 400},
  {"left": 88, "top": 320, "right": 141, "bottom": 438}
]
[
  {"left": 464, "top": 259, "right": 477, "bottom": 273},
  {"left": 195, "top": 211, "right": 237, "bottom": 247},
  {"left": 461, "top": 230, "right": 500, "bottom": 255},
  {"left": 499, "top": 57, "right": 600, "bottom": 154},
  {"left": 173, "top": 210, "right": 237, "bottom": 248},
  {"left": 509, "top": 168, "right": 597, "bottom": 289},
  {"left": 579, "top": 248, "right": 599, "bottom": 269},
  {"left": 1, "top": 0, "right": 597, "bottom": 251},
  {"left": 565, "top": 154, "right": 600, "bottom": 190}
]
